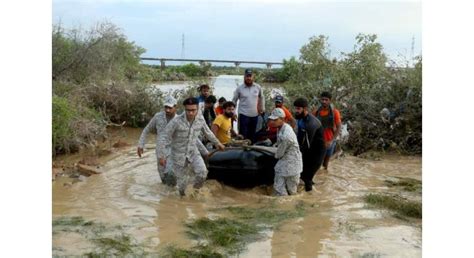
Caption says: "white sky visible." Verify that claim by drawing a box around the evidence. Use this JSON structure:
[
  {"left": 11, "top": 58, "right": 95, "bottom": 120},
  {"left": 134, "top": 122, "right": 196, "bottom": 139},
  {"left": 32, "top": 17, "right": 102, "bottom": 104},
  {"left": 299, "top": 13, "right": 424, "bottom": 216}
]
[{"left": 53, "top": 0, "right": 421, "bottom": 63}]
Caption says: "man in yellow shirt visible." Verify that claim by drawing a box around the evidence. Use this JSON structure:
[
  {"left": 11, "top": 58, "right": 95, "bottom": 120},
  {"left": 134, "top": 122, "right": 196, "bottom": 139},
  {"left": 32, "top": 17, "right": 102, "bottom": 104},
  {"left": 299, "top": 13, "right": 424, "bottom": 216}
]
[{"left": 212, "top": 101, "right": 242, "bottom": 145}]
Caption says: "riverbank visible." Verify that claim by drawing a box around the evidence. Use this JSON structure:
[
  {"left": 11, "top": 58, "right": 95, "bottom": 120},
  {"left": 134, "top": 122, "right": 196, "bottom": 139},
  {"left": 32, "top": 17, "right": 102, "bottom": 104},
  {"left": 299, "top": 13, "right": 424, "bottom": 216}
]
[{"left": 52, "top": 127, "right": 143, "bottom": 181}]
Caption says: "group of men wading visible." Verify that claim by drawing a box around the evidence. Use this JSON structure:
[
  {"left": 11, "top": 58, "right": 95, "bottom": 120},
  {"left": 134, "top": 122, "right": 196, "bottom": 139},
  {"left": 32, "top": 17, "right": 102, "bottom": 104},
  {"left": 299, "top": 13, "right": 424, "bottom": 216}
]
[{"left": 137, "top": 69, "right": 342, "bottom": 196}]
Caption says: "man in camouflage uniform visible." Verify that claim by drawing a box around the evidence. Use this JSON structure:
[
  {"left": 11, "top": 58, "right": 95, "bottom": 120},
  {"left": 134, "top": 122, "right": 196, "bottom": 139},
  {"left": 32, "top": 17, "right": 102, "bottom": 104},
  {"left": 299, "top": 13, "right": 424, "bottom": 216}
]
[
  {"left": 158, "top": 97, "right": 225, "bottom": 196},
  {"left": 267, "top": 108, "right": 303, "bottom": 196},
  {"left": 137, "top": 96, "right": 207, "bottom": 186}
]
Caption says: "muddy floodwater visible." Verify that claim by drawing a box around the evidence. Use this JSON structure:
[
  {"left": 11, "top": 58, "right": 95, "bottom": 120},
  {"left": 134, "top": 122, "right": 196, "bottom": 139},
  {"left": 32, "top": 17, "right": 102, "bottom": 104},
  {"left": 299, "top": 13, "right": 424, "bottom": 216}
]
[{"left": 53, "top": 128, "right": 421, "bottom": 257}]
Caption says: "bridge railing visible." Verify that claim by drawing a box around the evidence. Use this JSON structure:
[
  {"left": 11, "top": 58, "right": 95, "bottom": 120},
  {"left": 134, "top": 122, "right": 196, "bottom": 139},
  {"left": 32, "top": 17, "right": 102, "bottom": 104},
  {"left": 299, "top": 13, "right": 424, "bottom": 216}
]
[{"left": 140, "top": 57, "right": 283, "bottom": 69}]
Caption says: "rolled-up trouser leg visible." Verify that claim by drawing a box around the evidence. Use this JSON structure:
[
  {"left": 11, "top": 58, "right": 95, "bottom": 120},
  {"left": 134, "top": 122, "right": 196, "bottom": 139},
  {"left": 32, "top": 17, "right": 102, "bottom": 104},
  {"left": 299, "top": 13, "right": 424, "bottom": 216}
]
[
  {"left": 285, "top": 174, "right": 300, "bottom": 195},
  {"left": 191, "top": 155, "right": 208, "bottom": 189},
  {"left": 273, "top": 174, "right": 288, "bottom": 196}
]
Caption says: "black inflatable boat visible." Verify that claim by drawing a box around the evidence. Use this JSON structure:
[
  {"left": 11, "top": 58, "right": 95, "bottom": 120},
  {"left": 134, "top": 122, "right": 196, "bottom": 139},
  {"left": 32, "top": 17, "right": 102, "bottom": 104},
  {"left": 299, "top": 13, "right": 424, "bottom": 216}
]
[{"left": 207, "top": 145, "right": 277, "bottom": 187}]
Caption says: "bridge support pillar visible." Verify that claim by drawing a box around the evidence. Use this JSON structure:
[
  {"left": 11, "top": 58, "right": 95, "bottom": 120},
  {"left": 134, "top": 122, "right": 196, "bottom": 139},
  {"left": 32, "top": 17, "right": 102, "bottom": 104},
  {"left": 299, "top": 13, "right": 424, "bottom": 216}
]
[
  {"left": 266, "top": 63, "right": 272, "bottom": 69},
  {"left": 160, "top": 59, "right": 166, "bottom": 70},
  {"left": 234, "top": 62, "right": 241, "bottom": 73}
]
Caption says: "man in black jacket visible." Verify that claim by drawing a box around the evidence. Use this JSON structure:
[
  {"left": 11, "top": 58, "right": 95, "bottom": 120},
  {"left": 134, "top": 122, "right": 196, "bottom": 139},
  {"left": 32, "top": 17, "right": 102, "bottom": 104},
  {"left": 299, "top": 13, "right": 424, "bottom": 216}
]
[{"left": 293, "top": 98, "right": 326, "bottom": 191}]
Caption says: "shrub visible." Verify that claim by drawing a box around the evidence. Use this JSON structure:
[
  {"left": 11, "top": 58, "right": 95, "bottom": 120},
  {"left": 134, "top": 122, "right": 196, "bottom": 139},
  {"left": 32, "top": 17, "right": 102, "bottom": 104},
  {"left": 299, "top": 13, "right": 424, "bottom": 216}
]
[
  {"left": 52, "top": 96, "right": 77, "bottom": 154},
  {"left": 52, "top": 21, "right": 158, "bottom": 156},
  {"left": 81, "top": 82, "right": 164, "bottom": 127},
  {"left": 52, "top": 21, "right": 145, "bottom": 84},
  {"left": 281, "top": 34, "right": 422, "bottom": 154},
  {"left": 52, "top": 96, "right": 106, "bottom": 155},
  {"left": 177, "top": 63, "right": 205, "bottom": 77}
]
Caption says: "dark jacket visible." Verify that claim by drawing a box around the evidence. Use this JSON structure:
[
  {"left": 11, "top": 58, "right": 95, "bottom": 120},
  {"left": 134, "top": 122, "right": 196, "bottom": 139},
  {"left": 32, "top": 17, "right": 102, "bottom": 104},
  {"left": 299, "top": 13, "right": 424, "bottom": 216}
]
[
  {"left": 203, "top": 107, "right": 216, "bottom": 128},
  {"left": 297, "top": 114, "right": 326, "bottom": 163}
]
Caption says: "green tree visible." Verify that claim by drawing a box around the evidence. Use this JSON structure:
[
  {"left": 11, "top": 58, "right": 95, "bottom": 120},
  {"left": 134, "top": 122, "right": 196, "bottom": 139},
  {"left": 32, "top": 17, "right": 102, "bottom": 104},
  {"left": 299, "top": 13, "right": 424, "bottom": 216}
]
[
  {"left": 299, "top": 35, "right": 333, "bottom": 83},
  {"left": 52, "top": 22, "right": 145, "bottom": 83},
  {"left": 281, "top": 34, "right": 422, "bottom": 154}
]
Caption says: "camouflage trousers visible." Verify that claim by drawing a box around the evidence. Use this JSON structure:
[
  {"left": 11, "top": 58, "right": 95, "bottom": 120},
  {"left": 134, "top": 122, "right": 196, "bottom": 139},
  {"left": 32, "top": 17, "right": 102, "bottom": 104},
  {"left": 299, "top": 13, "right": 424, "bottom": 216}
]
[
  {"left": 273, "top": 174, "right": 300, "bottom": 196},
  {"left": 173, "top": 156, "right": 208, "bottom": 196},
  {"left": 156, "top": 154, "right": 176, "bottom": 187}
]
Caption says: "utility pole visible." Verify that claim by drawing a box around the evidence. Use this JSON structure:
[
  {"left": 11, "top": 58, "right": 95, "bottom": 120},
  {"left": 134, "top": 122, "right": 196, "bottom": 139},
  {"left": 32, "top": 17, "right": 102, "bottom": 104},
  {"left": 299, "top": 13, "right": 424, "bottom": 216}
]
[{"left": 411, "top": 36, "right": 415, "bottom": 66}]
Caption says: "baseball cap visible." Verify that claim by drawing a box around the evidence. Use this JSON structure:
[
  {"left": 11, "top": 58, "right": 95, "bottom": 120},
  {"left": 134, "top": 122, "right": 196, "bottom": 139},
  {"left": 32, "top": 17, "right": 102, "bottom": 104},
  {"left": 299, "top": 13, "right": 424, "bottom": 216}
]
[
  {"left": 275, "top": 95, "right": 284, "bottom": 103},
  {"left": 268, "top": 108, "right": 286, "bottom": 120},
  {"left": 164, "top": 96, "right": 177, "bottom": 107},
  {"left": 244, "top": 69, "right": 252, "bottom": 76}
]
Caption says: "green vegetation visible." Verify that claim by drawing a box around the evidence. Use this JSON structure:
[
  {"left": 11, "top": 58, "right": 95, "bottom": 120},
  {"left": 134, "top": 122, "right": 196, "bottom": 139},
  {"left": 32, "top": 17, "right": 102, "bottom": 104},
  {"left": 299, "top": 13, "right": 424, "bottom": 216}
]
[
  {"left": 224, "top": 201, "right": 306, "bottom": 227},
  {"left": 142, "top": 63, "right": 288, "bottom": 83},
  {"left": 181, "top": 202, "right": 309, "bottom": 256},
  {"left": 52, "top": 216, "right": 107, "bottom": 237},
  {"left": 90, "top": 235, "right": 145, "bottom": 256},
  {"left": 52, "top": 21, "right": 164, "bottom": 155},
  {"left": 384, "top": 177, "right": 422, "bottom": 193},
  {"left": 52, "top": 96, "right": 77, "bottom": 154},
  {"left": 52, "top": 96, "right": 106, "bottom": 155},
  {"left": 185, "top": 218, "right": 261, "bottom": 254},
  {"left": 53, "top": 22, "right": 145, "bottom": 83},
  {"left": 53, "top": 216, "right": 150, "bottom": 256},
  {"left": 52, "top": 216, "right": 94, "bottom": 227},
  {"left": 177, "top": 63, "right": 211, "bottom": 77},
  {"left": 160, "top": 245, "right": 224, "bottom": 258},
  {"left": 364, "top": 194, "right": 422, "bottom": 219},
  {"left": 279, "top": 34, "right": 422, "bottom": 155},
  {"left": 53, "top": 204, "right": 311, "bottom": 256},
  {"left": 358, "top": 252, "right": 382, "bottom": 258}
]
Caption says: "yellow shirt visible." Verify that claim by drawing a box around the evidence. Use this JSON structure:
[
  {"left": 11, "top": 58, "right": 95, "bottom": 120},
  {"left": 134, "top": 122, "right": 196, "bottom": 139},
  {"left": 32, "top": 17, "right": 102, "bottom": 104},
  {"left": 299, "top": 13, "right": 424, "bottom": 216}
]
[{"left": 212, "top": 114, "right": 232, "bottom": 144}]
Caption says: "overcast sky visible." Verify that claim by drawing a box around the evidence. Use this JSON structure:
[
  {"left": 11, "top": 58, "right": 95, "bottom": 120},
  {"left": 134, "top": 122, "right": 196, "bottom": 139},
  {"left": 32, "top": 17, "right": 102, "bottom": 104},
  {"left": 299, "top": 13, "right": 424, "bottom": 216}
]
[{"left": 53, "top": 0, "right": 421, "bottom": 65}]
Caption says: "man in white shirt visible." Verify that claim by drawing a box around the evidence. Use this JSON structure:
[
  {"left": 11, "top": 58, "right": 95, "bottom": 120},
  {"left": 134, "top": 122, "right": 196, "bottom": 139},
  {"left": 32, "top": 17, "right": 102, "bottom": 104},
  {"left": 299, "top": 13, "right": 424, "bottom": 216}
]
[{"left": 232, "top": 69, "right": 265, "bottom": 143}]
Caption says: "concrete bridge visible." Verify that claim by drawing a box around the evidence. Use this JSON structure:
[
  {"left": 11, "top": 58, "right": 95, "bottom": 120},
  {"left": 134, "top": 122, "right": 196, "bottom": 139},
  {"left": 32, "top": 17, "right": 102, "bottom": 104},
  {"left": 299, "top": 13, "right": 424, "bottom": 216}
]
[{"left": 140, "top": 57, "right": 283, "bottom": 69}]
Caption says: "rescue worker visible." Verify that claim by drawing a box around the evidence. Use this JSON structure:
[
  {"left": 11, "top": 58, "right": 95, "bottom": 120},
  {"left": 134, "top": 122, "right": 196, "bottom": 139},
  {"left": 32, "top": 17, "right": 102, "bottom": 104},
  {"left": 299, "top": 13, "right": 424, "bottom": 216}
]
[
  {"left": 158, "top": 97, "right": 225, "bottom": 196},
  {"left": 137, "top": 96, "right": 207, "bottom": 186},
  {"left": 137, "top": 96, "right": 179, "bottom": 186},
  {"left": 267, "top": 108, "right": 303, "bottom": 196}
]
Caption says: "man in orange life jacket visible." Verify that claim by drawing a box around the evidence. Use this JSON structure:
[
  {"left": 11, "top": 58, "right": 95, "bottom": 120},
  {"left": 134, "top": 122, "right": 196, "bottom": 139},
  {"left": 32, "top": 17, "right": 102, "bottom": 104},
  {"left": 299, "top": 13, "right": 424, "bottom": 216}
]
[
  {"left": 313, "top": 91, "right": 342, "bottom": 170},
  {"left": 266, "top": 95, "right": 296, "bottom": 143},
  {"left": 215, "top": 97, "right": 226, "bottom": 116}
]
